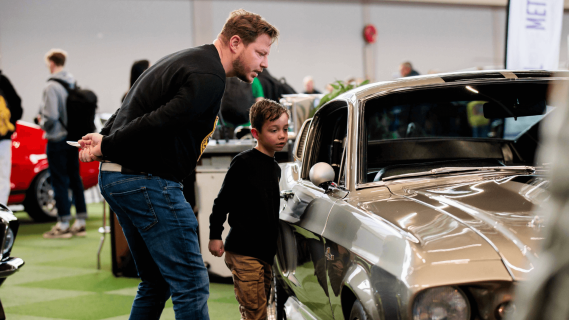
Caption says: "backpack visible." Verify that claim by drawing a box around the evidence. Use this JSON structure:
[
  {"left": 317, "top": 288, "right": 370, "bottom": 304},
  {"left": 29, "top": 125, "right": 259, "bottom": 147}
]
[
  {"left": 49, "top": 78, "right": 98, "bottom": 141},
  {"left": 256, "top": 69, "right": 297, "bottom": 102},
  {"left": 220, "top": 77, "right": 256, "bottom": 126},
  {"left": 0, "top": 91, "right": 15, "bottom": 137}
]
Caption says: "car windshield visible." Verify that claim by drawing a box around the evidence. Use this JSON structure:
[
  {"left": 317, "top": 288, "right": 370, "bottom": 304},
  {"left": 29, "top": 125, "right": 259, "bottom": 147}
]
[{"left": 363, "top": 81, "right": 555, "bottom": 183}]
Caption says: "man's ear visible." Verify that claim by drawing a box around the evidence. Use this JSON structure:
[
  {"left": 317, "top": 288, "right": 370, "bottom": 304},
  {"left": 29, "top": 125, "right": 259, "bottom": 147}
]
[
  {"left": 229, "top": 35, "right": 242, "bottom": 54},
  {"left": 251, "top": 128, "right": 259, "bottom": 140}
]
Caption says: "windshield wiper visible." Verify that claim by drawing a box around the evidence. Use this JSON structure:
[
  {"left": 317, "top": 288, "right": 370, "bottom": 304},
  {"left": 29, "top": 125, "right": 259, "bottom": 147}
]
[{"left": 382, "top": 166, "right": 535, "bottom": 181}]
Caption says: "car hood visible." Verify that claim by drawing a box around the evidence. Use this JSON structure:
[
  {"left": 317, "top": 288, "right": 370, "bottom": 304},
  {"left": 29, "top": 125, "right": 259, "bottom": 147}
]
[{"left": 358, "top": 174, "right": 549, "bottom": 281}]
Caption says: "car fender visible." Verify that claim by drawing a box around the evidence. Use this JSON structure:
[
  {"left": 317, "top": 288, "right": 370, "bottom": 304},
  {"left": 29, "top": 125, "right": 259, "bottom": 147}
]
[{"left": 342, "top": 263, "right": 382, "bottom": 320}]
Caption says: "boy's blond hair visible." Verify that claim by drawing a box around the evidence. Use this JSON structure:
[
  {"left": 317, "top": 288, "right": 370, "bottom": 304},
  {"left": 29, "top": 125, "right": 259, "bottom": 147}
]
[
  {"left": 249, "top": 99, "right": 288, "bottom": 131},
  {"left": 219, "top": 9, "right": 279, "bottom": 46}
]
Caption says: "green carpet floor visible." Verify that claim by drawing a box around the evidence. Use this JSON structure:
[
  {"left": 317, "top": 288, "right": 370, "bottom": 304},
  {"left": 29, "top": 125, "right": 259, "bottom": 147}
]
[{"left": 1, "top": 203, "right": 240, "bottom": 319}]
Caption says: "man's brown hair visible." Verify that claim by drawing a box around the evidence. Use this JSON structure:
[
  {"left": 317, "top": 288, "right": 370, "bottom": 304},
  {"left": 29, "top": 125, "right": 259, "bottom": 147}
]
[
  {"left": 45, "top": 49, "right": 67, "bottom": 66},
  {"left": 219, "top": 9, "right": 279, "bottom": 46},
  {"left": 250, "top": 99, "right": 288, "bottom": 131}
]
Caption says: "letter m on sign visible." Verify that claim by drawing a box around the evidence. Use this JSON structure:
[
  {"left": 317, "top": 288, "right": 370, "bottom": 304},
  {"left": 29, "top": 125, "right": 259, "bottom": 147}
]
[{"left": 527, "top": 18, "right": 546, "bottom": 30}]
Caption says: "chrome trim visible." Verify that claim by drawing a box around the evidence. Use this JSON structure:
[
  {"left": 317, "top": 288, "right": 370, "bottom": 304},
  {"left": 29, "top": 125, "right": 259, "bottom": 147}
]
[
  {"left": 293, "top": 118, "right": 312, "bottom": 162},
  {"left": 382, "top": 166, "right": 535, "bottom": 181},
  {"left": 347, "top": 98, "right": 358, "bottom": 192}
]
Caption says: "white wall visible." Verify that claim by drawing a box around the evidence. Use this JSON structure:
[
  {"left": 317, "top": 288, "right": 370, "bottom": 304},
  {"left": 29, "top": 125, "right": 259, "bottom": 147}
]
[
  {"left": 370, "top": 3, "right": 506, "bottom": 78},
  {"left": 0, "top": 0, "right": 192, "bottom": 121},
  {"left": 2, "top": 0, "right": 569, "bottom": 123}
]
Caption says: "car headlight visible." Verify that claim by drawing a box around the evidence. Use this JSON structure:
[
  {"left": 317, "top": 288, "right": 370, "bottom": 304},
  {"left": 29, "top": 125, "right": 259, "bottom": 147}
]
[
  {"left": 3, "top": 227, "right": 14, "bottom": 255},
  {"left": 413, "top": 286, "right": 470, "bottom": 320}
]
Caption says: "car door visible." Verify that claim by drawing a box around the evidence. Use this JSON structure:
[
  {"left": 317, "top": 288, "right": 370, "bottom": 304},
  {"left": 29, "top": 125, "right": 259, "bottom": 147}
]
[{"left": 276, "top": 104, "right": 349, "bottom": 319}]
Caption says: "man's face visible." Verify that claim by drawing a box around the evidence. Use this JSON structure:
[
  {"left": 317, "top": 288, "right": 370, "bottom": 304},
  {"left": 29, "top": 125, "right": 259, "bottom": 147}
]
[
  {"left": 232, "top": 33, "right": 271, "bottom": 83},
  {"left": 256, "top": 112, "right": 289, "bottom": 153},
  {"left": 400, "top": 65, "right": 410, "bottom": 77}
]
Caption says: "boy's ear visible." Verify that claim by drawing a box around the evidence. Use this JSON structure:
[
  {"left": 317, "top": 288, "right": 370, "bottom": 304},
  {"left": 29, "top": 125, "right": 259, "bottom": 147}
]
[{"left": 251, "top": 128, "right": 259, "bottom": 140}]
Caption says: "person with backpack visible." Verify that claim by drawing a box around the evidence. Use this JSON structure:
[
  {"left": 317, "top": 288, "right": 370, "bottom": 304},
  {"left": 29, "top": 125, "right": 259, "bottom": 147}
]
[
  {"left": 38, "top": 49, "right": 89, "bottom": 239},
  {"left": 0, "top": 67, "right": 23, "bottom": 206}
]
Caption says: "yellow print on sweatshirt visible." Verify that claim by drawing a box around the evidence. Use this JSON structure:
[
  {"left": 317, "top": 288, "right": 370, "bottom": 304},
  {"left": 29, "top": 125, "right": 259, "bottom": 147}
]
[
  {"left": 0, "top": 95, "right": 14, "bottom": 136},
  {"left": 198, "top": 116, "right": 218, "bottom": 161}
]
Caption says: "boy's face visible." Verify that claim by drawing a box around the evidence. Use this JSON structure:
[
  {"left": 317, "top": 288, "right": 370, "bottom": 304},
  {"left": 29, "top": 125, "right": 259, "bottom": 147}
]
[{"left": 255, "top": 113, "right": 289, "bottom": 153}]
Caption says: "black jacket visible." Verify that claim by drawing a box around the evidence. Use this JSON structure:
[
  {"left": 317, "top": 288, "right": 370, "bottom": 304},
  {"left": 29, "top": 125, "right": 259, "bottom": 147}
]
[
  {"left": 0, "top": 71, "right": 23, "bottom": 140},
  {"left": 101, "top": 45, "right": 226, "bottom": 182}
]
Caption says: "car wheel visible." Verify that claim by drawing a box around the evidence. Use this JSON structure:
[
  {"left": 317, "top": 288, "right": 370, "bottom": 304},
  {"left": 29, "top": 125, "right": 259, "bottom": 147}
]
[
  {"left": 23, "top": 170, "right": 58, "bottom": 222},
  {"left": 349, "top": 300, "right": 368, "bottom": 320}
]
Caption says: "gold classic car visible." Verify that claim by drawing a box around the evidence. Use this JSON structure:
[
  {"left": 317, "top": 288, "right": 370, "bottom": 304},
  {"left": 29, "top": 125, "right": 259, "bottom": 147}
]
[{"left": 273, "top": 70, "right": 560, "bottom": 320}]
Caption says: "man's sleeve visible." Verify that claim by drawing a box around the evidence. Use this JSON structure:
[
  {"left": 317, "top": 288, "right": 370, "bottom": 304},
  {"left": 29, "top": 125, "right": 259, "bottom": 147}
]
[
  {"left": 99, "top": 107, "right": 120, "bottom": 136},
  {"left": 38, "top": 83, "right": 60, "bottom": 132},
  {"left": 209, "top": 157, "right": 244, "bottom": 240},
  {"left": 0, "top": 75, "right": 22, "bottom": 123},
  {"left": 101, "top": 73, "right": 225, "bottom": 159},
  {"left": 252, "top": 77, "right": 264, "bottom": 98}
]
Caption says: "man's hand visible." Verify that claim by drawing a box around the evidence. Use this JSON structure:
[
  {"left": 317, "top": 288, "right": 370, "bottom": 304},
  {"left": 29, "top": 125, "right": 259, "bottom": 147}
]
[
  {"left": 208, "top": 240, "right": 225, "bottom": 257},
  {"left": 79, "top": 133, "right": 104, "bottom": 162}
]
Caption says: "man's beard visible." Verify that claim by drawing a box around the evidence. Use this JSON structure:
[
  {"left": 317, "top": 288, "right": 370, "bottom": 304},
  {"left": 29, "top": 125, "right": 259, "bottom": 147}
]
[{"left": 232, "top": 53, "right": 252, "bottom": 83}]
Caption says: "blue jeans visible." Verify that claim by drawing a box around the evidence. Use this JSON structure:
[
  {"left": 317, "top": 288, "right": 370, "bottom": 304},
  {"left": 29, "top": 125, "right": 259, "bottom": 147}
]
[
  {"left": 99, "top": 171, "right": 210, "bottom": 320},
  {"left": 46, "top": 139, "right": 87, "bottom": 222}
]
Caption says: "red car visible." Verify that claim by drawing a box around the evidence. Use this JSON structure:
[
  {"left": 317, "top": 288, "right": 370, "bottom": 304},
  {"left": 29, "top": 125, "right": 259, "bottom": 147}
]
[{"left": 8, "top": 121, "right": 99, "bottom": 222}]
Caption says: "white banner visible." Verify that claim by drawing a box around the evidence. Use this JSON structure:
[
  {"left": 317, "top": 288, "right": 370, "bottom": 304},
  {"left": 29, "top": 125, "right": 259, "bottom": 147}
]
[{"left": 506, "top": 0, "right": 564, "bottom": 70}]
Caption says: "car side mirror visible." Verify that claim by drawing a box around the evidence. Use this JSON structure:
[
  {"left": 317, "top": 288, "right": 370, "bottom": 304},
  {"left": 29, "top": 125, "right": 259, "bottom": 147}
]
[{"left": 309, "top": 162, "right": 335, "bottom": 191}]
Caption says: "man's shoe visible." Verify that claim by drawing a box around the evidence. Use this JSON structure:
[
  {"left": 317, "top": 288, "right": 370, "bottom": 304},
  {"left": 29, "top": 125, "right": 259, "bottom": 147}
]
[
  {"left": 70, "top": 224, "right": 86, "bottom": 237},
  {"left": 43, "top": 225, "right": 72, "bottom": 239}
]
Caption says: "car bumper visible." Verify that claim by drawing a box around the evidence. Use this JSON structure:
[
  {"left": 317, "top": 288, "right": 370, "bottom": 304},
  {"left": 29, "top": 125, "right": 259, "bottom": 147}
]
[{"left": 0, "top": 257, "right": 24, "bottom": 278}]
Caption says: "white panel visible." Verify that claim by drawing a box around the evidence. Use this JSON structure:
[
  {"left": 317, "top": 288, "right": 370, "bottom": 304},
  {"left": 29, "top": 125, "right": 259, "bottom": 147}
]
[
  {"left": 0, "top": 0, "right": 192, "bottom": 121},
  {"left": 211, "top": 1, "right": 365, "bottom": 94}
]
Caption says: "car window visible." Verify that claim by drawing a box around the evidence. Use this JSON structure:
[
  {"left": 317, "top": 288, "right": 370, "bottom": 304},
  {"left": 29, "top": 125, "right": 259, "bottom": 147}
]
[
  {"left": 313, "top": 108, "right": 348, "bottom": 182},
  {"left": 363, "top": 81, "right": 555, "bottom": 183}
]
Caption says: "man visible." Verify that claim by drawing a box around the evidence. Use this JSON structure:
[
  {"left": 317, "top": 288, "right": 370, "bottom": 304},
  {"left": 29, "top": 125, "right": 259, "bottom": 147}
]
[
  {"left": 79, "top": 9, "right": 279, "bottom": 320},
  {"left": 399, "top": 61, "right": 420, "bottom": 77},
  {"left": 0, "top": 63, "right": 23, "bottom": 206},
  {"left": 39, "top": 49, "right": 88, "bottom": 238},
  {"left": 302, "top": 75, "right": 321, "bottom": 94}
]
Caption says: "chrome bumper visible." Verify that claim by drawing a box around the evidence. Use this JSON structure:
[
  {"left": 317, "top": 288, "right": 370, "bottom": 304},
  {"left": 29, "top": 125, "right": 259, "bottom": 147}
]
[{"left": 0, "top": 257, "right": 24, "bottom": 278}]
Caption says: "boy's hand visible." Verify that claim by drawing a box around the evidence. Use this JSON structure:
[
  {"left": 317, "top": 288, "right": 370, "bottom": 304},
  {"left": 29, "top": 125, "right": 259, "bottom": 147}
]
[{"left": 208, "top": 240, "right": 225, "bottom": 257}]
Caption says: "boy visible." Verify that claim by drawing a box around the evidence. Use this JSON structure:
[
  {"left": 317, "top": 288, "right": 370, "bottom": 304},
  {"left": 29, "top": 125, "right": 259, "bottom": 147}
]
[{"left": 209, "top": 99, "right": 288, "bottom": 320}]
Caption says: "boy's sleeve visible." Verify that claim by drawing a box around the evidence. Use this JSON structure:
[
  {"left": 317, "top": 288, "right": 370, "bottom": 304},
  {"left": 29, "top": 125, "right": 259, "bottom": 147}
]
[{"left": 209, "top": 156, "right": 245, "bottom": 240}]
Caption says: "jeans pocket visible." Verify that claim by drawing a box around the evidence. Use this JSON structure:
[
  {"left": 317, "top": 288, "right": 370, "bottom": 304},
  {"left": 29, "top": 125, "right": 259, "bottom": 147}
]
[
  {"left": 110, "top": 187, "right": 158, "bottom": 231},
  {"left": 231, "top": 267, "right": 264, "bottom": 310}
]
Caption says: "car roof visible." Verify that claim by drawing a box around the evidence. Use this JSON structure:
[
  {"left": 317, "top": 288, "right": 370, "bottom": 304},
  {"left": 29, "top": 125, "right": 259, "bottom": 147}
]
[{"left": 334, "top": 70, "right": 569, "bottom": 103}]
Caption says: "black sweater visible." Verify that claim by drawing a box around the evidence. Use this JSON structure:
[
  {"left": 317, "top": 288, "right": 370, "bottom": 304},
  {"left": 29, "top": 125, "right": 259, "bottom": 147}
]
[
  {"left": 209, "top": 148, "right": 281, "bottom": 265},
  {"left": 100, "top": 45, "right": 226, "bottom": 182}
]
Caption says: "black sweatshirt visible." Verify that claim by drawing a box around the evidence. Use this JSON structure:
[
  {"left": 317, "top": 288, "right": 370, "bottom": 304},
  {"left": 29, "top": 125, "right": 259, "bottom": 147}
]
[
  {"left": 209, "top": 148, "right": 281, "bottom": 265},
  {"left": 100, "top": 44, "right": 226, "bottom": 182}
]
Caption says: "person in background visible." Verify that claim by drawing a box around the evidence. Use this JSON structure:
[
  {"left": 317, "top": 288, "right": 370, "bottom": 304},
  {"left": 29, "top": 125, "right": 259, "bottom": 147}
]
[
  {"left": 122, "top": 59, "right": 150, "bottom": 103},
  {"left": 209, "top": 99, "right": 288, "bottom": 320},
  {"left": 39, "top": 49, "right": 88, "bottom": 239},
  {"left": 78, "top": 9, "right": 279, "bottom": 320},
  {"left": 0, "top": 62, "right": 23, "bottom": 206},
  {"left": 252, "top": 76, "right": 264, "bottom": 102},
  {"left": 399, "top": 61, "right": 420, "bottom": 77},
  {"left": 303, "top": 75, "right": 321, "bottom": 94}
]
